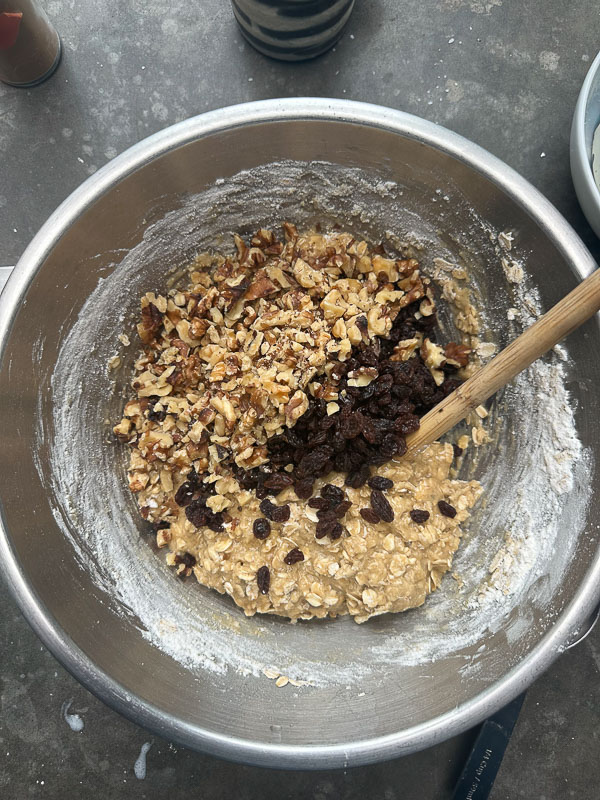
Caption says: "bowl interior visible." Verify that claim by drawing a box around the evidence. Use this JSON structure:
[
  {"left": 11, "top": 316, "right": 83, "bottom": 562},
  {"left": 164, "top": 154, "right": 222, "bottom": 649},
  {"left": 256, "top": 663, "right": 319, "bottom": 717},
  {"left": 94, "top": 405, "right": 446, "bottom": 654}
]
[
  {"left": 0, "top": 110, "right": 598, "bottom": 766},
  {"left": 583, "top": 58, "right": 600, "bottom": 168}
]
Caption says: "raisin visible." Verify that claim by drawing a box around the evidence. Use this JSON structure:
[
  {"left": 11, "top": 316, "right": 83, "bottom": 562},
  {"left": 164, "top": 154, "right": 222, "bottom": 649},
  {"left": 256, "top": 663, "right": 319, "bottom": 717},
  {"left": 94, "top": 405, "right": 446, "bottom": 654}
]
[
  {"left": 215, "top": 444, "right": 231, "bottom": 463},
  {"left": 438, "top": 500, "right": 457, "bottom": 518},
  {"left": 361, "top": 418, "right": 379, "bottom": 445},
  {"left": 333, "top": 450, "right": 354, "bottom": 473},
  {"left": 373, "top": 418, "right": 393, "bottom": 435},
  {"left": 453, "top": 444, "right": 463, "bottom": 459},
  {"left": 332, "top": 500, "right": 352, "bottom": 518},
  {"left": 370, "top": 489, "right": 394, "bottom": 523},
  {"left": 296, "top": 445, "right": 334, "bottom": 478},
  {"left": 272, "top": 504, "right": 290, "bottom": 522},
  {"left": 329, "top": 431, "right": 346, "bottom": 453},
  {"left": 284, "top": 548, "right": 304, "bottom": 565},
  {"left": 339, "top": 413, "right": 364, "bottom": 439},
  {"left": 329, "top": 523, "right": 343, "bottom": 540},
  {"left": 358, "top": 345, "right": 379, "bottom": 367},
  {"left": 410, "top": 509, "right": 430, "bottom": 524},
  {"left": 373, "top": 374, "right": 393, "bottom": 394},
  {"left": 174, "top": 480, "right": 196, "bottom": 507},
  {"left": 356, "top": 314, "right": 368, "bottom": 332},
  {"left": 253, "top": 518, "right": 271, "bottom": 540},
  {"left": 293, "top": 479, "right": 314, "bottom": 500},
  {"left": 235, "top": 468, "right": 261, "bottom": 490},
  {"left": 257, "top": 566, "right": 270, "bottom": 594},
  {"left": 308, "top": 497, "right": 331, "bottom": 510},
  {"left": 394, "top": 416, "right": 420, "bottom": 436},
  {"left": 185, "top": 499, "right": 223, "bottom": 532},
  {"left": 147, "top": 399, "right": 167, "bottom": 422},
  {"left": 206, "top": 510, "right": 224, "bottom": 532},
  {"left": 185, "top": 499, "right": 208, "bottom": 527},
  {"left": 316, "top": 508, "right": 338, "bottom": 521},
  {"left": 396, "top": 438, "right": 408, "bottom": 458},
  {"left": 321, "top": 484, "right": 345, "bottom": 504},
  {"left": 368, "top": 476, "right": 393, "bottom": 491},
  {"left": 441, "top": 378, "right": 461, "bottom": 397},
  {"left": 345, "top": 465, "right": 370, "bottom": 489},
  {"left": 259, "top": 499, "right": 276, "bottom": 519},
  {"left": 174, "top": 551, "right": 196, "bottom": 568},
  {"left": 380, "top": 434, "right": 401, "bottom": 459},
  {"left": 360, "top": 508, "right": 381, "bottom": 524},
  {"left": 315, "top": 519, "right": 339, "bottom": 539},
  {"left": 259, "top": 498, "right": 291, "bottom": 523},
  {"left": 306, "top": 429, "right": 329, "bottom": 448},
  {"left": 263, "top": 472, "right": 294, "bottom": 492}
]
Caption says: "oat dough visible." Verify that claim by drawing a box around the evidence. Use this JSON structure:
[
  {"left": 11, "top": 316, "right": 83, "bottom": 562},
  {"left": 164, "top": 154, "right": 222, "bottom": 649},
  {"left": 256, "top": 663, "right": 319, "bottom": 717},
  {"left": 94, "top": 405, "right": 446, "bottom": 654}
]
[
  {"left": 115, "top": 226, "right": 483, "bottom": 623},
  {"left": 166, "top": 442, "right": 481, "bottom": 622}
]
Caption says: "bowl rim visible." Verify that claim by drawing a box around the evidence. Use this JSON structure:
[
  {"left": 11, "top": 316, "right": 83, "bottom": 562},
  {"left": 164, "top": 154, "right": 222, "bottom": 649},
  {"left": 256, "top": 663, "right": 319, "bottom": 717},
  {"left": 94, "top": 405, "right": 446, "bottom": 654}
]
[
  {"left": 571, "top": 50, "right": 600, "bottom": 236},
  {"left": 1, "top": 97, "right": 599, "bottom": 768}
]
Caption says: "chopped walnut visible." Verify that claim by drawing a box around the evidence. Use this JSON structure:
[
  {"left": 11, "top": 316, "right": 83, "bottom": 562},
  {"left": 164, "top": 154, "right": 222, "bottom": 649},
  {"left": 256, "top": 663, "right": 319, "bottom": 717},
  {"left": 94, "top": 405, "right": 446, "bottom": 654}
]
[
  {"left": 114, "top": 226, "right": 447, "bottom": 503},
  {"left": 420, "top": 338, "right": 446, "bottom": 386},
  {"left": 347, "top": 367, "right": 378, "bottom": 387},
  {"left": 285, "top": 390, "right": 309, "bottom": 424},
  {"left": 156, "top": 528, "right": 172, "bottom": 548},
  {"left": 444, "top": 342, "right": 471, "bottom": 368},
  {"left": 390, "top": 336, "right": 422, "bottom": 362}
]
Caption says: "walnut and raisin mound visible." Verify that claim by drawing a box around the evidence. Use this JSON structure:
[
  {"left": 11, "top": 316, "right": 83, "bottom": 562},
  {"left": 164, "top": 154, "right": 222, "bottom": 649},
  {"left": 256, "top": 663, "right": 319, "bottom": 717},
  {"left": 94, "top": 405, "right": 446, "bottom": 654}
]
[
  {"left": 114, "top": 225, "right": 469, "bottom": 522},
  {"left": 113, "top": 225, "right": 482, "bottom": 622},
  {"left": 240, "top": 303, "right": 464, "bottom": 501}
]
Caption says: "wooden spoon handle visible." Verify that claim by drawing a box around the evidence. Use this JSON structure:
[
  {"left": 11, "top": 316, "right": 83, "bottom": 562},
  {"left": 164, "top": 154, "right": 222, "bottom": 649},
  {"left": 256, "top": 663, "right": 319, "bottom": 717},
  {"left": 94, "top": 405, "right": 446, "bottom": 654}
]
[{"left": 406, "top": 268, "right": 600, "bottom": 454}]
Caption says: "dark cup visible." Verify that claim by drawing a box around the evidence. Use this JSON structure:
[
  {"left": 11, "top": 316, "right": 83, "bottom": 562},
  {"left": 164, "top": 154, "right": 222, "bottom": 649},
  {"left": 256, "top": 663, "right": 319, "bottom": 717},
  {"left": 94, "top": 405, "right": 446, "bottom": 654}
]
[
  {"left": 0, "top": 0, "right": 61, "bottom": 87},
  {"left": 231, "top": 0, "right": 355, "bottom": 61}
]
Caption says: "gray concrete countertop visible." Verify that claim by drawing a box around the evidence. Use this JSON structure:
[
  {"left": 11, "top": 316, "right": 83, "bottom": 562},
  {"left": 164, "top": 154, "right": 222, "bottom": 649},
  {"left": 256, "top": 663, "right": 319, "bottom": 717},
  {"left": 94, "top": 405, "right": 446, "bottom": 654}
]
[{"left": 1, "top": 1, "right": 599, "bottom": 798}]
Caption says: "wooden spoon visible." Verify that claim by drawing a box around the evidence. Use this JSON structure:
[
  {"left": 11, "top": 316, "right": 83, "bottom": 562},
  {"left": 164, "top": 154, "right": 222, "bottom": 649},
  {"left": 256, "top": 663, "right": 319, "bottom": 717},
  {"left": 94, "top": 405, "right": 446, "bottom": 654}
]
[{"left": 405, "top": 268, "right": 600, "bottom": 454}]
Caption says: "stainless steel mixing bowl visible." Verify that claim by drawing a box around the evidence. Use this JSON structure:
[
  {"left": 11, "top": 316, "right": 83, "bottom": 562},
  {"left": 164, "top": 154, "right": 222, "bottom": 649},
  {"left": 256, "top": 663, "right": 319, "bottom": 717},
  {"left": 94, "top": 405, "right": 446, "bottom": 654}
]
[{"left": 0, "top": 99, "right": 599, "bottom": 769}]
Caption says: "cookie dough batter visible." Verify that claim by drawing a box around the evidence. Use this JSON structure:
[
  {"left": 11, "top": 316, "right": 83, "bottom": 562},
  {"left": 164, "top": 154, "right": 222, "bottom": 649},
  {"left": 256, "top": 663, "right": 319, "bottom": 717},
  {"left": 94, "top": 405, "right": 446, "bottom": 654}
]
[
  {"left": 164, "top": 442, "right": 481, "bottom": 622},
  {"left": 114, "top": 225, "right": 483, "bottom": 623}
]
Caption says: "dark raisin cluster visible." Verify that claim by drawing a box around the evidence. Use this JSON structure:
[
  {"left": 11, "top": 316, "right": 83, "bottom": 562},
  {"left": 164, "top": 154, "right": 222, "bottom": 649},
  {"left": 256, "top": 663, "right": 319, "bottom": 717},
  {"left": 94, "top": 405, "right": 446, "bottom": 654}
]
[
  {"left": 172, "top": 467, "right": 225, "bottom": 532},
  {"left": 235, "top": 299, "right": 461, "bottom": 501}
]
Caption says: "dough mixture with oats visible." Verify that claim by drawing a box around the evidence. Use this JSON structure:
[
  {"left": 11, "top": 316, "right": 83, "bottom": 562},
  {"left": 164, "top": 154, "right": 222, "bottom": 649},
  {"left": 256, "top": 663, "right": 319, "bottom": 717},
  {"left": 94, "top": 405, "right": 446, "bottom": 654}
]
[{"left": 114, "top": 224, "right": 483, "bottom": 623}]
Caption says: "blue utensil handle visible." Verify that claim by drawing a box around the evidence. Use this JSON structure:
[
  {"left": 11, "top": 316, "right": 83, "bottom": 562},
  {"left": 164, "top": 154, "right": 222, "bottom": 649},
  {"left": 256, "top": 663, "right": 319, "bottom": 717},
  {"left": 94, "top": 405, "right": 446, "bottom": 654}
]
[{"left": 452, "top": 693, "right": 527, "bottom": 800}]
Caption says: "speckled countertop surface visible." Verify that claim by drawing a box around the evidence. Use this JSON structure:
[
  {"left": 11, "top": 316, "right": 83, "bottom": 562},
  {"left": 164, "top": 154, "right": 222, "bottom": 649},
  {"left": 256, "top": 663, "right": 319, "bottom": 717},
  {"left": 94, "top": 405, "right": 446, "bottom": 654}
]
[{"left": 1, "top": 1, "right": 599, "bottom": 798}]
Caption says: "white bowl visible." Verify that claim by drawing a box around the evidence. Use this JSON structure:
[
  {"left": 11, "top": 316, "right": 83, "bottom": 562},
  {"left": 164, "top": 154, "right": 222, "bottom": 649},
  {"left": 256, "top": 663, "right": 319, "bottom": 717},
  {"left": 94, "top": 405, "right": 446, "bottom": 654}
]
[{"left": 571, "top": 51, "right": 600, "bottom": 238}]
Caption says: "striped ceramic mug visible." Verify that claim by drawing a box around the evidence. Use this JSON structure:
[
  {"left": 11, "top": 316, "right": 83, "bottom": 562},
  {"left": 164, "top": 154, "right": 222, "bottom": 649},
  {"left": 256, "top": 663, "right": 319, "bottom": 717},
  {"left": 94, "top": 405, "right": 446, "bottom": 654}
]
[{"left": 231, "top": 0, "right": 355, "bottom": 61}]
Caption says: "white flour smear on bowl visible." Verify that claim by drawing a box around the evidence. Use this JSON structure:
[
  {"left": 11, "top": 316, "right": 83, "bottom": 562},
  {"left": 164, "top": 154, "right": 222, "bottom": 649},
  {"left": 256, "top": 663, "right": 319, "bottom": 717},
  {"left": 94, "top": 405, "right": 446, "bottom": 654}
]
[{"left": 40, "top": 161, "right": 592, "bottom": 687}]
